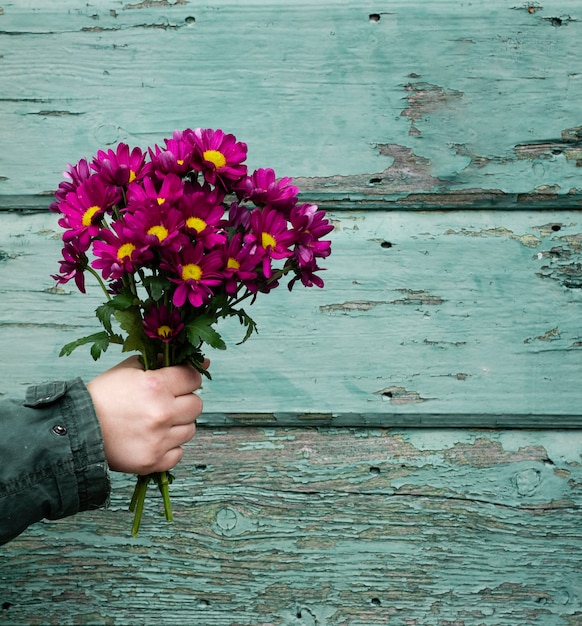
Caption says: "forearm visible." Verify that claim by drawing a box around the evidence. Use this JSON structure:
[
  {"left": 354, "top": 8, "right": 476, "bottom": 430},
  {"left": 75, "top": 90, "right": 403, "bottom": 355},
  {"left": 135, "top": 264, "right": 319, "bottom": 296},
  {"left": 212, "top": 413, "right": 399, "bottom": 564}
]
[{"left": 0, "top": 378, "right": 110, "bottom": 545}]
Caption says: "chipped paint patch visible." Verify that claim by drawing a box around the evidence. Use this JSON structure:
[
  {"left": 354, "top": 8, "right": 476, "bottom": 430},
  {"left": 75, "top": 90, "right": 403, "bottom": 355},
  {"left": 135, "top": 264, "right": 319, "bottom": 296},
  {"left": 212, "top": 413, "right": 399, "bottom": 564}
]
[
  {"left": 319, "top": 300, "right": 387, "bottom": 314},
  {"left": 445, "top": 226, "right": 542, "bottom": 248},
  {"left": 401, "top": 81, "right": 464, "bottom": 136},
  {"left": 390, "top": 289, "right": 443, "bottom": 306},
  {"left": 374, "top": 386, "right": 426, "bottom": 405},
  {"left": 524, "top": 327, "right": 560, "bottom": 344}
]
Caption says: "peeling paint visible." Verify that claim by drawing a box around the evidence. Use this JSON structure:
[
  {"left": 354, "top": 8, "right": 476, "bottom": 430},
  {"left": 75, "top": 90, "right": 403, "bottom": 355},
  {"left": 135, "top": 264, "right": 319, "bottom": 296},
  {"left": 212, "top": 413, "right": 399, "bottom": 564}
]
[
  {"left": 524, "top": 327, "right": 560, "bottom": 344},
  {"left": 390, "top": 289, "right": 443, "bottom": 306},
  {"left": 445, "top": 226, "right": 542, "bottom": 248},
  {"left": 401, "top": 81, "right": 464, "bottom": 136},
  {"left": 374, "top": 386, "right": 426, "bottom": 404}
]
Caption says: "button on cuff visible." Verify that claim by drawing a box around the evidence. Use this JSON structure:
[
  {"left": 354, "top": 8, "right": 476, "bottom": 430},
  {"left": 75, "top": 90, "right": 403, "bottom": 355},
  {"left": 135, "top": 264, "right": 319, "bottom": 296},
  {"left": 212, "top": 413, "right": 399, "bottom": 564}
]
[{"left": 52, "top": 424, "right": 68, "bottom": 436}]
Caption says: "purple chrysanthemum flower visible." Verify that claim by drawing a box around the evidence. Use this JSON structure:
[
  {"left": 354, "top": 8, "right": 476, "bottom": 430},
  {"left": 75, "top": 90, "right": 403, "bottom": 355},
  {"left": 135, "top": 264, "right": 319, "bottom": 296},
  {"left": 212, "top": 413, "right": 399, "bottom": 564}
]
[
  {"left": 92, "top": 143, "right": 151, "bottom": 187},
  {"left": 289, "top": 203, "right": 333, "bottom": 267},
  {"left": 179, "top": 185, "right": 227, "bottom": 249},
  {"left": 123, "top": 204, "right": 186, "bottom": 254},
  {"left": 58, "top": 175, "right": 121, "bottom": 251},
  {"left": 143, "top": 304, "right": 184, "bottom": 343},
  {"left": 150, "top": 130, "right": 196, "bottom": 176},
  {"left": 189, "top": 128, "right": 248, "bottom": 188},
  {"left": 237, "top": 168, "right": 299, "bottom": 216},
  {"left": 91, "top": 220, "right": 153, "bottom": 280},
  {"left": 221, "top": 232, "right": 262, "bottom": 294},
  {"left": 163, "top": 244, "right": 224, "bottom": 308},
  {"left": 227, "top": 201, "right": 252, "bottom": 232},
  {"left": 245, "top": 206, "right": 296, "bottom": 278},
  {"left": 126, "top": 172, "right": 184, "bottom": 212},
  {"left": 50, "top": 158, "right": 93, "bottom": 212},
  {"left": 51, "top": 242, "right": 89, "bottom": 293},
  {"left": 286, "top": 259, "right": 326, "bottom": 290}
]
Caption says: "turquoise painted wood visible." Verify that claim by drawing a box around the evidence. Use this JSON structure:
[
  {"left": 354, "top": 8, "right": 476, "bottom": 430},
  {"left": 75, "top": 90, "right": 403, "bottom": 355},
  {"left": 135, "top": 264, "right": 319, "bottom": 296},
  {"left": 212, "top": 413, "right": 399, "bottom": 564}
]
[
  {"left": 0, "top": 2, "right": 581, "bottom": 625},
  {"left": 0, "top": 1, "right": 582, "bottom": 209},
  {"left": 1, "top": 427, "right": 581, "bottom": 624},
  {"left": 1, "top": 208, "right": 582, "bottom": 427}
]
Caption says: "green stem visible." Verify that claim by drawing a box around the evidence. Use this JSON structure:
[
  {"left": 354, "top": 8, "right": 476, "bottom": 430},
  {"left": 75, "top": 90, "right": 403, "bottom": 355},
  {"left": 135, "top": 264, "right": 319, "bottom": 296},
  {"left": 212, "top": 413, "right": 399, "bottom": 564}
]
[
  {"left": 129, "top": 475, "right": 151, "bottom": 537},
  {"left": 155, "top": 472, "right": 173, "bottom": 522},
  {"left": 86, "top": 266, "right": 112, "bottom": 301}
]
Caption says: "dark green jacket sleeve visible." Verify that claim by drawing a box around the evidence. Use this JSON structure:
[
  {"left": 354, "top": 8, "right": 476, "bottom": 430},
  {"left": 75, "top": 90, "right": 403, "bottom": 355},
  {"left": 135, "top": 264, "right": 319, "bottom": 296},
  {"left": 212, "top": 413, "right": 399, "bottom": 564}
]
[{"left": 0, "top": 378, "right": 110, "bottom": 545}]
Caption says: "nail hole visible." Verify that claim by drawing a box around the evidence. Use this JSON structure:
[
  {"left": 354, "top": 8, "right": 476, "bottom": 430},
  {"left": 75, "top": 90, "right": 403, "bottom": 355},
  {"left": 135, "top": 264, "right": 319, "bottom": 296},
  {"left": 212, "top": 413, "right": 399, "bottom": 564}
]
[
  {"left": 551, "top": 17, "right": 563, "bottom": 26},
  {"left": 198, "top": 599, "right": 210, "bottom": 608},
  {"left": 370, "top": 466, "right": 381, "bottom": 475},
  {"left": 2, "top": 603, "right": 13, "bottom": 611},
  {"left": 380, "top": 240, "right": 393, "bottom": 249},
  {"left": 371, "top": 597, "right": 382, "bottom": 606},
  {"left": 369, "top": 13, "right": 381, "bottom": 22},
  {"left": 369, "top": 177, "right": 383, "bottom": 184},
  {"left": 552, "top": 224, "right": 562, "bottom": 232},
  {"left": 382, "top": 391, "right": 393, "bottom": 398},
  {"left": 195, "top": 464, "right": 207, "bottom": 471},
  {"left": 185, "top": 16, "right": 196, "bottom": 25}
]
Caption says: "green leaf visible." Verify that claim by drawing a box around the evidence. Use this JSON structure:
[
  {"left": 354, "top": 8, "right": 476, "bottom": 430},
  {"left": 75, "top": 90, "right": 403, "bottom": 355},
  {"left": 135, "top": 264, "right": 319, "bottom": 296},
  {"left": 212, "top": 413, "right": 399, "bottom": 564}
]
[
  {"left": 228, "top": 308, "right": 258, "bottom": 344},
  {"left": 114, "top": 307, "right": 148, "bottom": 354},
  {"left": 108, "top": 293, "right": 136, "bottom": 310},
  {"left": 59, "top": 331, "right": 122, "bottom": 360},
  {"left": 186, "top": 316, "right": 227, "bottom": 351},
  {"left": 142, "top": 275, "right": 171, "bottom": 302}
]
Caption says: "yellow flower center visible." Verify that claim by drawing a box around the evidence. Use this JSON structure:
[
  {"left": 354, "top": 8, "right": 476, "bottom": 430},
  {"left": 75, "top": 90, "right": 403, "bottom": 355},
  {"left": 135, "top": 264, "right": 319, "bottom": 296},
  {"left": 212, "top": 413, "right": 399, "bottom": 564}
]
[
  {"left": 117, "top": 242, "right": 136, "bottom": 261},
  {"left": 182, "top": 263, "right": 202, "bottom": 281},
  {"left": 157, "top": 325, "right": 172, "bottom": 338},
  {"left": 261, "top": 232, "right": 277, "bottom": 250},
  {"left": 186, "top": 217, "right": 207, "bottom": 233},
  {"left": 129, "top": 170, "right": 136, "bottom": 183},
  {"left": 203, "top": 149, "right": 227, "bottom": 169},
  {"left": 157, "top": 197, "right": 165, "bottom": 206},
  {"left": 177, "top": 159, "right": 184, "bottom": 166},
  {"left": 227, "top": 257, "right": 240, "bottom": 270},
  {"left": 148, "top": 224, "right": 169, "bottom": 242},
  {"left": 82, "top": 205, "right": 101, "bottom": 227}
]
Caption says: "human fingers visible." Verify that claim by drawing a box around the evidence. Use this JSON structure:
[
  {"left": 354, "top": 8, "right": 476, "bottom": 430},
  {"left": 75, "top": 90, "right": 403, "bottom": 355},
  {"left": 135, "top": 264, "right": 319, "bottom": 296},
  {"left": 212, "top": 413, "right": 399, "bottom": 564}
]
[{"left": 167, "top": 393, "right": 203, "bottom": 426}]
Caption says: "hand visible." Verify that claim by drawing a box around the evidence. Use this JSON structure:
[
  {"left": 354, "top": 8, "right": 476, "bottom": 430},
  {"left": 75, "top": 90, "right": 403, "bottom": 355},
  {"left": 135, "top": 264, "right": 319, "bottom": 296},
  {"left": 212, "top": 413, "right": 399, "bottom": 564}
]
[{"left": 87, "top": 356, "right": 204, "bottom": 475}]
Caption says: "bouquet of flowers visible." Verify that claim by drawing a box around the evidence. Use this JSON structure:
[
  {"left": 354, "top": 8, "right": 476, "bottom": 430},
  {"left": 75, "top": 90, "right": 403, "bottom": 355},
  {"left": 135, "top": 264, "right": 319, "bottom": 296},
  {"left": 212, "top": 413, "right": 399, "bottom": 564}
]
[{"left": 50, "top": 127, "right": 333, "bottom": 535}]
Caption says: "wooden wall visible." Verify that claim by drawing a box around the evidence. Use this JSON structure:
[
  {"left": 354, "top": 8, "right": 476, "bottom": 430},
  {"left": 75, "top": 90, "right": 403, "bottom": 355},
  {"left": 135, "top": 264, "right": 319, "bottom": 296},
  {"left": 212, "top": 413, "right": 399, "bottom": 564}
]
[{"left": 0, "top": 2, "right": 581, "bottom": 624}]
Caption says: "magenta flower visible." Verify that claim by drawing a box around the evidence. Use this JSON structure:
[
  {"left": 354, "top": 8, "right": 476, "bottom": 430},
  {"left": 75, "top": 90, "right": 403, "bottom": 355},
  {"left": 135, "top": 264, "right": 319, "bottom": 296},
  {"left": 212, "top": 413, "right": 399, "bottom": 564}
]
[
  {"left": 50, "top": 158, "right": 93, "bottom": 212},
  {"left": 179, "top": 185, "right": 227, "bottom": 249},
  {"left": 164, "top": 244, "right": 224, "bottom": 308},
  {"left": 237, "top": 168, "right": 299, "bottom": 215},
  {"left": 91, "top": 220, "right": 153, "bottom": 280},
  {"left": 150, "top": 130, "right": 196, "bottom": 176},
  {"left": 143, "top": 304, "right": 184, "bottom": 343},
  {"left": 123, "top": 204, "right": 186, "bottom": 254},
  {"left": 92, "top": 143, "right": 151, "bottom": 187},
  {"left": 289, "top": 203, "right": 333, "bottom": 266},
  {"left": 127, "top": 172, "right": 184, "bottom": 212},
  {"left": 245, "top": 206, "right": 296, "bottom": 278},
  {"left": 227, "top": 201, "right": 252, "bottom": 231},
  {"left": 221, "top": 232, "right": 262, "bottom": 294},
  {"left": 51, "top": 243, "right": 89, "bottom": 293},
  {"left": 58, "top": 175, "right": 121, "bottom": 251},
  {"left": 190, "top": 128, "right": 248, "bottom": 187},
  {"left": 287, "top": 259, "right": 326, "bottom": 290}
]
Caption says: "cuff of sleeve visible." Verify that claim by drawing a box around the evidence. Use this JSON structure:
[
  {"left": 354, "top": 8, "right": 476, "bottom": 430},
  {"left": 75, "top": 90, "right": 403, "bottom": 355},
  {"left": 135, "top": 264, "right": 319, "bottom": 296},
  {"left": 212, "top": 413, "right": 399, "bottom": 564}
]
[{"left": 25, "top": 378, "right": 110, "bottom": 513}]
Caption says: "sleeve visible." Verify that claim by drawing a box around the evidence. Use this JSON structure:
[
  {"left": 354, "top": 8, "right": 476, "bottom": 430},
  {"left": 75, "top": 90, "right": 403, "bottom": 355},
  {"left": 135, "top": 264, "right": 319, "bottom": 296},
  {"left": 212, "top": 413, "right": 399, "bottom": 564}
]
[{"left": 0, "top": 378, "right": 110, "bottom": 545}]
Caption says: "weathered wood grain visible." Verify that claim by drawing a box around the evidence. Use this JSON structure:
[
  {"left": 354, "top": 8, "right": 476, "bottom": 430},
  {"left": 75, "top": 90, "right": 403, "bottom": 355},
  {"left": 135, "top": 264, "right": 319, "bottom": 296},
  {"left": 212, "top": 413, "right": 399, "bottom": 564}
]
[
  {"left": 1, "top": 1, "right": 582, "bottom": 209},
  {"left": 1, "top": 427, "right": 580, "bottom": 625},
  {"left": 1, "top": 208, "right": 582, "bottom": 427}
]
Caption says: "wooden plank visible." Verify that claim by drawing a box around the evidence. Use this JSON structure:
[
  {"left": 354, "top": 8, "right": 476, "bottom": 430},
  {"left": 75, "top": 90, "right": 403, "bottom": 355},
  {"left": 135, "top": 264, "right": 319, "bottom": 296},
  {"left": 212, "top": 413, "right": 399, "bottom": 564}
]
[
  {"left": 1, "top": 1, "right": 582, "bottom": 209},
  {"left": 1, "top": 208, "right": 582, "bottom": 427},
  {"left": 1, "top": 427, "right": 580, "bottom": 625}
]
